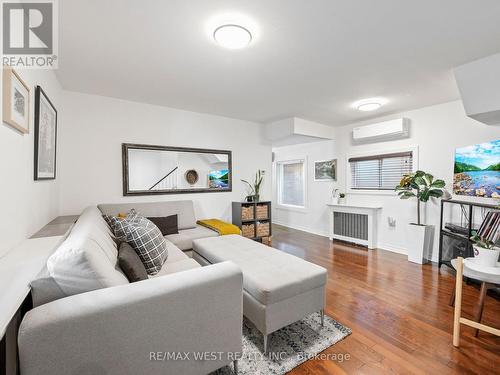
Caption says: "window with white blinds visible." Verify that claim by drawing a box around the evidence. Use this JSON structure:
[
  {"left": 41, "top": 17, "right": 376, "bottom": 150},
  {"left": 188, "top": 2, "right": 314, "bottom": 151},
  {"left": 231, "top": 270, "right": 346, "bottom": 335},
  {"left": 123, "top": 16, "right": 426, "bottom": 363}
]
[
  {"left": 277, "top": 159, "right": 306, "bottom": 207},
  {"left": 349, "top": 152, "right": 413, "bottom": 190}
]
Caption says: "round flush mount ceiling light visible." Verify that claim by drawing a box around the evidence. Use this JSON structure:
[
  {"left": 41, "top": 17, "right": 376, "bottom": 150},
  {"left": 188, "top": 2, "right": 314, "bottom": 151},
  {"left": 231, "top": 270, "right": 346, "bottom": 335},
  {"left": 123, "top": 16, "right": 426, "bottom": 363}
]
[
  {"left": 352, "top": 98, "right": 388, "bottom": 112},
  {"left": 213, "top": 24, "right": 252, "bottom": 49},
  {"left": 358, "top": 102, "right": 382, "bottom": 111}
]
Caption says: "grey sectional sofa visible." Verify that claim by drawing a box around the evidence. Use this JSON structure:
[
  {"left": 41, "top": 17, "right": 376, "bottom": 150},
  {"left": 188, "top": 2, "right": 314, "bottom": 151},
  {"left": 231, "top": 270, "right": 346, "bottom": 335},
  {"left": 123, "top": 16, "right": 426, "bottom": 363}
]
[{"left": 18, "top": 202, "right": 242, "bottom": 375}]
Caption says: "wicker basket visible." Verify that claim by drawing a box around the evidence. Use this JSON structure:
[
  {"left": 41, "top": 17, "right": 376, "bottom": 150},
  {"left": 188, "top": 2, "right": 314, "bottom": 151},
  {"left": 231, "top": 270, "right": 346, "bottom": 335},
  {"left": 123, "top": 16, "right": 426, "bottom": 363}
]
[
  {"left": 261, "top": 236, "right": 272, "bottom": 246},
  {"left": 256, "top": 204, "right": 268, "bottom": 220},
  {"left": 256, "top": 222, "right": 270, "bottom": 237},
  {"left": 242, "top": 223, "right": 255, "bottom": 238},
  {"left": 241, "top": 206, "right": 254, "bottom": 221}
]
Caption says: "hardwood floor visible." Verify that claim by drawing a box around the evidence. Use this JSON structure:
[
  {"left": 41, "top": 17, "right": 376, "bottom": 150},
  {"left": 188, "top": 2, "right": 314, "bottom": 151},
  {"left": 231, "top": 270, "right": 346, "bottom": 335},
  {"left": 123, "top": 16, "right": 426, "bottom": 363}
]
[{"left": 270, "top": 224, "right": 500, "bottom": 374}]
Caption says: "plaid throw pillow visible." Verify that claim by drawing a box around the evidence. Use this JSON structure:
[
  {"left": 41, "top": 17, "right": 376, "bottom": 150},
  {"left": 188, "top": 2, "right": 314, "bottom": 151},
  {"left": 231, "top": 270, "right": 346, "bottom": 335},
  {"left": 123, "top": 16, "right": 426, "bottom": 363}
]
[
  {"left": 106, "top": 210, "right": 168, "bottom": 275},
  {"left": 125, "top": 215, "right": 168, "bottom": 275},
  {"left": 105, "top": 209, "right": 140, "bottom": 242}
]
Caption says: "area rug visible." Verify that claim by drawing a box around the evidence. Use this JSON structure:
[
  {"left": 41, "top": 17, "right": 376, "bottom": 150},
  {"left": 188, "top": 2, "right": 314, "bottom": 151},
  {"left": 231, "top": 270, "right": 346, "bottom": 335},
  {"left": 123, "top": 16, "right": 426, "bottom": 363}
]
[{"left": 215, "top": 313, "right": 351, "bottom": 375}]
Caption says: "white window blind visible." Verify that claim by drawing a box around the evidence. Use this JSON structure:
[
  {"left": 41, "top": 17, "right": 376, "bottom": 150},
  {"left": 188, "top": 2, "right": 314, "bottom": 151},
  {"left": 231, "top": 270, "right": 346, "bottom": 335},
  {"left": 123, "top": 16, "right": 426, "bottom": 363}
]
[
  {"left": 277, "top": 160, "right": 305, "bottom": 207},
  {"left": 349, "top": 152, "right": 413, "bottom": 190}
]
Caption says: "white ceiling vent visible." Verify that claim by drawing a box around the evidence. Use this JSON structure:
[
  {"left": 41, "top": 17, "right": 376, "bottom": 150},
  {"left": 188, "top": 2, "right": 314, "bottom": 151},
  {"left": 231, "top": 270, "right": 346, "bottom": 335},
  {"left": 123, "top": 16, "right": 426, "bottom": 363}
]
[
  {"left": 352, "top": 118, "right": 410, "bottom": 144},
  {"left": 454, "top": 52, "right": 500, "bottom": 125}
]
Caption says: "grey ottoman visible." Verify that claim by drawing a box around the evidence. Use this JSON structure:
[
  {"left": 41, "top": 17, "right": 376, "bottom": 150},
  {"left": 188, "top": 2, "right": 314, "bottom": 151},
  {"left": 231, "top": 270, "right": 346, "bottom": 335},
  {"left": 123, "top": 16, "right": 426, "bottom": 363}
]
[{"left": 192, "top": 235, "right": 327, "bottom": 352}]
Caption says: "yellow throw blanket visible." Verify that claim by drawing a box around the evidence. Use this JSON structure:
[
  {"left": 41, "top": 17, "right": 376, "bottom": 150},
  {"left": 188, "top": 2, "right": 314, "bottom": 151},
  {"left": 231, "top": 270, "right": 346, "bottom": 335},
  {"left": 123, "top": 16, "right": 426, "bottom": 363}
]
[{"left": 197, "top": 219, "right": 241, "bottom": 235}]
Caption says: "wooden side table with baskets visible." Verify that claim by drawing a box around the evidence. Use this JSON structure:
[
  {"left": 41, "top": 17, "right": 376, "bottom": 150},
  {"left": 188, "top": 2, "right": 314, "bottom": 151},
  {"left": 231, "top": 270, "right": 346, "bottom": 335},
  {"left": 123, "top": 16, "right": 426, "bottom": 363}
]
[{"left": 232, "top": 201, "right": 272, "bottom": 245}]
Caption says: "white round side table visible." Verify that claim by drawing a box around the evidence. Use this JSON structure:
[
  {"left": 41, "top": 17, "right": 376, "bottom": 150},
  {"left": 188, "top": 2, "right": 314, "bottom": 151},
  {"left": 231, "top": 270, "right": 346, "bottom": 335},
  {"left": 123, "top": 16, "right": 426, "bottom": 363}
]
[{"left": 451, "top": 257, "right": 500, "bottom": 346}]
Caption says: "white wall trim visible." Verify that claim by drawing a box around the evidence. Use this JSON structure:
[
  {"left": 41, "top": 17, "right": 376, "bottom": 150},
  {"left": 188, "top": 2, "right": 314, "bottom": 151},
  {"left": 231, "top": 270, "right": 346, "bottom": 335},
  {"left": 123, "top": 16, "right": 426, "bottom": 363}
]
[
  {"left": 272, "top": 220, "right": 329, "bottom": 238},
  {"left": 377, "top": 243, "right": 408, "bottom": 255},
  {"left": 275, "top": 205, "right": 309, "bottom": 213}
]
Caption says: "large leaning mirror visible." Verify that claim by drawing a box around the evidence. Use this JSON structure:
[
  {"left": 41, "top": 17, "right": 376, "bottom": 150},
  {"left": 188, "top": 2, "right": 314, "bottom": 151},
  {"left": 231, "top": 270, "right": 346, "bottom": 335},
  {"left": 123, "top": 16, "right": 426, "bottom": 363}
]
[{"left": 122, "top": 143, "right": 232, "bottom": 196}]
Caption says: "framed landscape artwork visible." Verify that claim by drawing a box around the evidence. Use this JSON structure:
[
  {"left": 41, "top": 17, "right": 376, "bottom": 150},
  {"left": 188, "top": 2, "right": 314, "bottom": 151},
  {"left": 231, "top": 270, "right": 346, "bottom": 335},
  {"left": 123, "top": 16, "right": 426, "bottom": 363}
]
[
  {"left": 454, "top": 140, "right": 500, "bottom": 198},
  {"left": 314, "top": 159, "right": 337, "bottom": 181},
  {"left": 208, "top": 169, "right": 230, "bottom": 188},
  {"left": 2, "top": 67, "right": 30, "bottom": 133},
  {"left": 34, "top": 86, "right": 58, "bottom": 180}
]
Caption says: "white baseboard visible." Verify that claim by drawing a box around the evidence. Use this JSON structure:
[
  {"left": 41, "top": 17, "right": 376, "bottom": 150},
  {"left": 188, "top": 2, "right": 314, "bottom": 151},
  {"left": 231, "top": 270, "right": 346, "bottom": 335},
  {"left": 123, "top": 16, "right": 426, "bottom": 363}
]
[
  {"left": 377, "top": 243, "right": 408, "bottom": 255},
  {"left": 378, "top": 243, "right": 440, "bottom": 262},
  {"left": 272, "top": 220, "right": 330, "bottom": 238}
]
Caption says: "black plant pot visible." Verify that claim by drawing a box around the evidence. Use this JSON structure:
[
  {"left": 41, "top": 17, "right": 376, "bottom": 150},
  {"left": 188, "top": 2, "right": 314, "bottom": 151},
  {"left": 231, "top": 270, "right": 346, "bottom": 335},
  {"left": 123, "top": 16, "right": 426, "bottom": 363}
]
[{"left": 246, "top": 195, "right": 255, "bottom": 202}]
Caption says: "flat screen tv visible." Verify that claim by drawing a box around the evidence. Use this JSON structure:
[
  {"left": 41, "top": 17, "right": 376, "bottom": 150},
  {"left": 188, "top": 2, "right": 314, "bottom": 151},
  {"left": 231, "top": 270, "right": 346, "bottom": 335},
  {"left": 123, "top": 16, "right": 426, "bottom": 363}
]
[
  {"left": 454, "top": 140, "right": 500, "bottom": 198},
  {"left": 208, "top": 169, "right": 229, "bottom": 188}
]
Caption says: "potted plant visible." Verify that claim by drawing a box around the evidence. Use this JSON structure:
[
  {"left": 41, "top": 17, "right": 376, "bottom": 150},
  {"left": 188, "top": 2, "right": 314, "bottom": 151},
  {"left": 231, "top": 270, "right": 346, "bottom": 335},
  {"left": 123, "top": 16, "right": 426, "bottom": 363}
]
[
  {"left": 242, "top": 170, "right": 264, "bottom": 202},
  {"left": 470, "top": 231, "right": 500, "bottom": 267},
  {"left": 395, "top": 170, "right": 446, "bottom": 264},
  {"left": 338, "top": 193, "right": 346, "bottom": 204}
]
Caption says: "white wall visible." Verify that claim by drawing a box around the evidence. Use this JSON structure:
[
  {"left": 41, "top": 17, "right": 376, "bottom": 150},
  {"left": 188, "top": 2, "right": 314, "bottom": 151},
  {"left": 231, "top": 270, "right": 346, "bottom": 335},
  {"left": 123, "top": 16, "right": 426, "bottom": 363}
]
[
  {"left": 273, "top": 100, "right": 500, "bottom": 261},
  {"left": 0, "top": 68, "right": 63, "bottom": 258},
  {"left": 58, "top": 91, "right": 272, "bottom": 222}
]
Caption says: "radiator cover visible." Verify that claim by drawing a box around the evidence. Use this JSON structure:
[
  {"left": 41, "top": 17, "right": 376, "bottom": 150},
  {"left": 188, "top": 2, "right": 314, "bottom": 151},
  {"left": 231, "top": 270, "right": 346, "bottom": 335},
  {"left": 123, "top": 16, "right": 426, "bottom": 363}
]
[
  {"left": 333, "top": 212, "right": 368, "bottom": 241},
  {"left": 327, "top": 203, "right": 381, "bottom": 249}
]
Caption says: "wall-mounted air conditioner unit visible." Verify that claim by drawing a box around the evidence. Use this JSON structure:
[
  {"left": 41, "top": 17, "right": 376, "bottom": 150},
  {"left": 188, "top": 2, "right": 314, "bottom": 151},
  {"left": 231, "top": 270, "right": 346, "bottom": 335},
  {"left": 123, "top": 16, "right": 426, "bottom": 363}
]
[{"left": 352, "top": 118, "right": 410, "bottom": 143}]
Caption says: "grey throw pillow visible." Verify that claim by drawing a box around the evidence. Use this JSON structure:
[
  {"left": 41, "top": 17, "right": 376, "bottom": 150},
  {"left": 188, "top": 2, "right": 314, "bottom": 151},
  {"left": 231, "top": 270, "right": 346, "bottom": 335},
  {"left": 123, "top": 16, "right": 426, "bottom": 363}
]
[
  {"left": 118, "top": 242, "right": 149, "bottom": 282},
  {"left": 147, "top": 214, "right": 178, "bottom": 236}
]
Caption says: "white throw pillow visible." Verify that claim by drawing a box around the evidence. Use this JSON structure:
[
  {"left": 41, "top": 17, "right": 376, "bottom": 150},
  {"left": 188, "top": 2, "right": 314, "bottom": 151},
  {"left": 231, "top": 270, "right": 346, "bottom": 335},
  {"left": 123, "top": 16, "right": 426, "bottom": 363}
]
[{"left": 46, "top": 207, "right": 129, "bottom": 297}]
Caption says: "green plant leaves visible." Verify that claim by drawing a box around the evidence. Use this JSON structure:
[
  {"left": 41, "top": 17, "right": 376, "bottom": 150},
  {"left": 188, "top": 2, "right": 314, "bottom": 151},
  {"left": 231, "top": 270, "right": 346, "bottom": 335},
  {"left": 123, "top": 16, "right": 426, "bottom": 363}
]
[
  {"left": 414, "top": 170, "right": 425, "bottom": 177},
  {"left": 395, "top": 169, "right": 448, "bottom": 224},
  {"left": 398, "top": 191, "right": 416, "bottom": 199},
  {"left": 429, "top": 189, "right": 444, "bottom": 198},
  {"left": 431, "top": 179, "right": 445, "bottom": 188},
  {"left": 244, "top": 170, "right": 265, "bottom": 196},
  {"left": 395, "top": 170, "right": 447, "bottom": 203},
  {"left": 419, "top": 189, "right": 431, "bottom": 202},
  {"left": 241, "top": 179, "right": 254, "bottom": 194},
  {"left": 470, "top": 230, "right": 495, "bottom": 249},
  {"left": 413, "top": 176, "right": 426, "bottom": 186}
]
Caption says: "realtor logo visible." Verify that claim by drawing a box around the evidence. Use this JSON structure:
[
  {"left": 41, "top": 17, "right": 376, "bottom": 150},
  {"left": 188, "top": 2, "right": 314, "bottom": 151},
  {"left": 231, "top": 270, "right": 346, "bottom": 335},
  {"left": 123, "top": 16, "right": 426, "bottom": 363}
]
[{"left": 2, "top": 0, "right": 58, "bottom": 68}]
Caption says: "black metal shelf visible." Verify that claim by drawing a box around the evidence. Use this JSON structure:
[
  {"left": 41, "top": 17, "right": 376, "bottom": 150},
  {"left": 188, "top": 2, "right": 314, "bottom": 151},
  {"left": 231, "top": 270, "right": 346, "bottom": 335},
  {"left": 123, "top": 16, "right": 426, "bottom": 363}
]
[
  {"left": 438, "top": 199, "right": 499, "bottom": 270},
  {"left": 441, "top": 229, "right": 469, "bottom": 241}
]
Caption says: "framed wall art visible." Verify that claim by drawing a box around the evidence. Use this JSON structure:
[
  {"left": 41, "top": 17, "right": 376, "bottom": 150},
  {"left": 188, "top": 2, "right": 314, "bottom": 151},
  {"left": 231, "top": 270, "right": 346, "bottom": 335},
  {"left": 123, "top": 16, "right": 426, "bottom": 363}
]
[
  {"left": 2, "top": 67, "right": 30, "bottom": 134},
  {"left": 34, "top": 86, "right": 58, "bottom": 180},
  {"left": 314, "top": 159, "right": 337, "bottom": 181}
]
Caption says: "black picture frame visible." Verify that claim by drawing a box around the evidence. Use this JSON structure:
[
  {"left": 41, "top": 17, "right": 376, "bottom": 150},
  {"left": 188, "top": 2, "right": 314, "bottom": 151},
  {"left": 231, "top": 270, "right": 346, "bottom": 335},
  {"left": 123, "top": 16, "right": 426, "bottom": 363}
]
[
  {"left": 122, "top": 143, "right": 232, "bottom": 196},
  {"left": 34, "top": 86, "right": 58, "bottom": 180}
]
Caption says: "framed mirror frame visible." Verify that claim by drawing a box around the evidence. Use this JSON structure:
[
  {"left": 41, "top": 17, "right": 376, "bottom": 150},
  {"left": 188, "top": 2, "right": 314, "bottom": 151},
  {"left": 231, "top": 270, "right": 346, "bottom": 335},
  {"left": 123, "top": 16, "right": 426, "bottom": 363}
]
[{"left": 122, "top": 143, "right": 232, "bottom": 196}]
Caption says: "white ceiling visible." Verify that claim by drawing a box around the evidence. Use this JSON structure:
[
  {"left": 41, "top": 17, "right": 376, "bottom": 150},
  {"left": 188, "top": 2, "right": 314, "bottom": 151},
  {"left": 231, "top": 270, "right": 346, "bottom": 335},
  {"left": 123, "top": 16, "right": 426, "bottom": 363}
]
[{"left": 57, "top": 0, "right": 500, "bottom": 126}]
